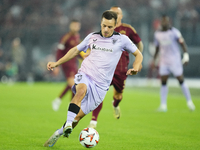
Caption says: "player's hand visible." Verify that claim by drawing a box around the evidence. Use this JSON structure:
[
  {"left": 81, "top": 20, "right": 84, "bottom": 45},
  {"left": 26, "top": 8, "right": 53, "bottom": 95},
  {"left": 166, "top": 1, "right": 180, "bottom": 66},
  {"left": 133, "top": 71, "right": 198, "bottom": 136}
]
[
  {"left": 47, "top": 62, "right": 58, "bottom": 71},
  {"left": 126, "top": 68, "right": 138, "bottom": 75},
  {"left": 182, "top": 52, "right": 189, "bottom": 65}
]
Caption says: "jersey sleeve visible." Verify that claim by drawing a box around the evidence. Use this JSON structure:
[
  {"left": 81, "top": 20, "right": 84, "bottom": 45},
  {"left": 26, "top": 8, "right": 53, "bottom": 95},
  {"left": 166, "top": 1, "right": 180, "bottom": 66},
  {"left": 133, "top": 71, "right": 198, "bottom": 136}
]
[
  {"left": 128, "top": 27, "right": 141, "bottom": 44},
  {"left": 77, "top": 33, "right": 92, "bottom": 53},
  {"left": 122, "top": 35, "right": 138, "bottom": 53},
  {"left": 173, "top": 28, "right": 182, "bottom": 40}
]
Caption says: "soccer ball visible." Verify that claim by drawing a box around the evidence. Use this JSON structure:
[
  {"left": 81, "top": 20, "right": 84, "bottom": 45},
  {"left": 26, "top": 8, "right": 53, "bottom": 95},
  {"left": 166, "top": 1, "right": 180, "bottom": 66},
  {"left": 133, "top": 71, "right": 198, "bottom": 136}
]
[{"left": 79, "top": 128, "right": 99, "bottom": 148}]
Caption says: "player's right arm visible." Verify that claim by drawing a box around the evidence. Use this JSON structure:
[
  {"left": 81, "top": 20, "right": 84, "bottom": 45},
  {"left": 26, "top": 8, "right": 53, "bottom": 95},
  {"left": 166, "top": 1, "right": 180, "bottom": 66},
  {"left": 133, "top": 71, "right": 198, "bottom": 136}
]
[
  {"left": 47, "top": 33, "right": 92, "bottom": 71},
  {"left": 47, "top": 46, "right": 80, "bottom": 71}
]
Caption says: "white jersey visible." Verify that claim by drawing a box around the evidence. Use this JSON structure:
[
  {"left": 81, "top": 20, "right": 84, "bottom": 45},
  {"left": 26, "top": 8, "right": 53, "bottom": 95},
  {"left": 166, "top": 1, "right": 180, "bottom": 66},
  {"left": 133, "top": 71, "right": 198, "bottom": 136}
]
[
  {"left": 77, "top": 31, "right": 137, "bottom": 90},
  {"left": 154, "top": 27, "right": 182, "bottom": 66}
]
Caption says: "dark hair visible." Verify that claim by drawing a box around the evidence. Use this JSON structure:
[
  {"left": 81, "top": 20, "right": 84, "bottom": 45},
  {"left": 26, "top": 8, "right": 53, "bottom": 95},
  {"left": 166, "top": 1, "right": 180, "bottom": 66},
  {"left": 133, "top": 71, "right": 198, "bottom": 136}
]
[
  {"left": 70, "top": 19, "right": 80, "bottom": 23},
  {"left": 162, "top": 14, "right": 168, "bottom": 18},
  {"left": 101, "top": 10, "right": 117, "bottom": 25}
]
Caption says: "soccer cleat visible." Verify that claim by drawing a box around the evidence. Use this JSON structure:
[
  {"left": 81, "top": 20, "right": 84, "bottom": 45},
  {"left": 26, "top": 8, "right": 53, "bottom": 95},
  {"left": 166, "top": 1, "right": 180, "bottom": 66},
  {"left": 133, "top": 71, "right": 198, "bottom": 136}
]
[
  {"left": 112, "top": 103, "right": 120, "bottom": 119},
  {"left": 88, "top": 120, "right": 97, "bottom": 129},
  {"left": 157, "top": 104, "right": 167, "bottom": 112},
  {"left": 187, "top": 101, "right": 195, "bottom": 111},
  {"left": 43, "top": 130, "right": 61, "bottom": 147},
  {"left": 63, "top": 123, "right": 72, "bottom": 138},
  {"left": 52, "top": 97, "right": 61, "bottom": 111}
]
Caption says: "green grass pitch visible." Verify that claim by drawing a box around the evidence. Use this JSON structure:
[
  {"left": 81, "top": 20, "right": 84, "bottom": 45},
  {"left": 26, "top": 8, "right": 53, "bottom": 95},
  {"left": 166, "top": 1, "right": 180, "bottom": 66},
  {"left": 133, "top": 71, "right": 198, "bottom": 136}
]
[{"left": 0, "top": 82, "right": 199, "bottom": 150}]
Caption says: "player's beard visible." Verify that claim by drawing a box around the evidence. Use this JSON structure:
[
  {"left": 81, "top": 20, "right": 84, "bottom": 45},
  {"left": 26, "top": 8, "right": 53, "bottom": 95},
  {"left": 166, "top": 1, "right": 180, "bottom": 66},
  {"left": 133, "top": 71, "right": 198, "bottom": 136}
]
[{"left": 103, "top": 31, "right": 109, "bottom": 37}]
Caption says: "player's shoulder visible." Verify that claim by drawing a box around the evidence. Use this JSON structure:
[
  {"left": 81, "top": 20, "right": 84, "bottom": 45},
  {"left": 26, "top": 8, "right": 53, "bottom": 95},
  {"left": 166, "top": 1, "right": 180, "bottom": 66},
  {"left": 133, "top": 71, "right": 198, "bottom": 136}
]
[
  {"left": 119, "top": 32, "right": 131, "bottom": 42},
  {"left": 121, "top": 23, "right": 137, "bottom": 33},
  {"left": 154, "top": 27, "right": 163, "bottom": 35},
  {"left": 171, "top": 27, "right": 180, "bottom": 32}
]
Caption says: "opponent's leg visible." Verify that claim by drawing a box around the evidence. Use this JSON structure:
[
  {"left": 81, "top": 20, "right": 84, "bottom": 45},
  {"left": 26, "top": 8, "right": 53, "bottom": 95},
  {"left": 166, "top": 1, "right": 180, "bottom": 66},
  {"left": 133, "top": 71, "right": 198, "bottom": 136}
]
[
  {"left": 112, "top": 87, "right": 122, "bottom": 119},
  {"left": 157, "top": 75, "right": 168, "bottom": 112},
  {"left": 88, "top": 102, "right": 103, "bottom": 129},
  {"left": 177, "top": 75, "right": 195, "bottom": 111}
]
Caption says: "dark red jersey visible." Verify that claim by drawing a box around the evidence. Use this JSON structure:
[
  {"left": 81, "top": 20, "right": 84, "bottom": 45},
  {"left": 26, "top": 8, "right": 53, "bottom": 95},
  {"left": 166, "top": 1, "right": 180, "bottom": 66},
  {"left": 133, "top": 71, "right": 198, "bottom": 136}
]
[
  {"left": 114, "top": 23, "right": 141, "bottom": 73},
  {"left": 56, "top": 32, "right": 80, "bottom": 68}
]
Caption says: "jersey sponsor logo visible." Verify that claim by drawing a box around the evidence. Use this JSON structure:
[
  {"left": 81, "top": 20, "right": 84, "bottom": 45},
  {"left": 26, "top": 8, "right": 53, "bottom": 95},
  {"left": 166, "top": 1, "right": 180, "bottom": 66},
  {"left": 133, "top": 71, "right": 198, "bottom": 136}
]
[
  {"left": 92, "top": 44, "right": 113, "bottom": 52},
  {"left": 93, "top": 39, "right": 97, "bottom": 42}
]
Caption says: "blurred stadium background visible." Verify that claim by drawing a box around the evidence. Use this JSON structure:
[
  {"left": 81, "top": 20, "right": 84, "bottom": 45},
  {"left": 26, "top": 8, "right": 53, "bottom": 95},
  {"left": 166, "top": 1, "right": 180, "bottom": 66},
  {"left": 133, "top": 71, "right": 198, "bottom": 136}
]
[{"left": 0, "top": 0, "right": 200, "bottom": 84}]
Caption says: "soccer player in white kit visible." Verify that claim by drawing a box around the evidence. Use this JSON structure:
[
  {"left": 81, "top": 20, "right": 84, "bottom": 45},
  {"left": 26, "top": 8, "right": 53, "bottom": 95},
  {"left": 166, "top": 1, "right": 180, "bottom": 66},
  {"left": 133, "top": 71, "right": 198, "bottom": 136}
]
[
  {"left": 44, "top": 10, "right": 143, "bottom": 147},
  {"left": 153, "top": 15, "right": 195, "bottom": 112}
]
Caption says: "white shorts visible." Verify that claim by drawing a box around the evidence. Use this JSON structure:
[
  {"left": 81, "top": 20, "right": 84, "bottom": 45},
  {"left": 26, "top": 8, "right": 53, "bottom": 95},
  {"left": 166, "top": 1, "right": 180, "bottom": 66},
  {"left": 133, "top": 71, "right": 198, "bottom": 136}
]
[
  {"left": 159, "top": 63, "right": 183, "bottom": 77},
  {"left": 72, "top": 72, "right": 107, "bottom": 115}
]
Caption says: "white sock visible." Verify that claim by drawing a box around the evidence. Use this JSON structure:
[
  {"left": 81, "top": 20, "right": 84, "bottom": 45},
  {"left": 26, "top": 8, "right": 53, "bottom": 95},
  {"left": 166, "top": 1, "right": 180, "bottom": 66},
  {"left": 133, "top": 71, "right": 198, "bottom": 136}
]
[
  {"left": 90, "top": 120, "right": 97, "bottom": 126},
  {"left": 160, "top": 85, "right": 168, "bottom": 106},
  {"left": 180, "top": 82, "right": 192, "bottom": 102},
  {"left": 57, "top": 127, "right": 63, "bottom": 135},
  {"left": 66, "top": 111, "right": 77, "bottom": 124}
]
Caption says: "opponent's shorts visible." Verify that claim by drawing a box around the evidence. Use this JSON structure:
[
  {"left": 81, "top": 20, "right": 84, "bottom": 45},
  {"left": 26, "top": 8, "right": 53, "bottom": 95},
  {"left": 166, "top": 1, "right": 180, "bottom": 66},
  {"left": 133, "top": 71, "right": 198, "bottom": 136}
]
[
  {"left": 72, "top": 72, "right": 107, "bottom": 115},
  {"left": 111, "top": 72, "right": 127, "bottom": 93},
  {"left": 61, "top": 64, "right": 78, "bottom": 79},
  {"left": 159, "top": 63, "right": 183, "bottom": 77}
]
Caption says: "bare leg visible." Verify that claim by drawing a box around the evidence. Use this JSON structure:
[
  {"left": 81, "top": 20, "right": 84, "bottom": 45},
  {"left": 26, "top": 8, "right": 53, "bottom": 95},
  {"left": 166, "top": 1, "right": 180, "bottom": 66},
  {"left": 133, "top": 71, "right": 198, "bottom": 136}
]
[
  {"left": 176, "top": 75, "right": 195, "bottom": 111},
  {"left": 112, "top": 87, "right": 123, "bottom": 119},
  {"left": 73, "top": 109, "right": 86, "bottom": 128}
]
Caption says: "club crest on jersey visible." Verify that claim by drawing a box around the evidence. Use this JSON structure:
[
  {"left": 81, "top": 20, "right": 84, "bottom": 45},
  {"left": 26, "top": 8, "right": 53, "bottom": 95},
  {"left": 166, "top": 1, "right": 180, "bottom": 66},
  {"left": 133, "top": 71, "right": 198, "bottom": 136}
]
[
  {"left": 77, "top": 75, "right": 82, "bottom": 82},
  {"left": 112, "top": 39, "right": 117, "bottom": 44},
  {"left": 92, "top": 44, "right": 113, "bottom": 52}
]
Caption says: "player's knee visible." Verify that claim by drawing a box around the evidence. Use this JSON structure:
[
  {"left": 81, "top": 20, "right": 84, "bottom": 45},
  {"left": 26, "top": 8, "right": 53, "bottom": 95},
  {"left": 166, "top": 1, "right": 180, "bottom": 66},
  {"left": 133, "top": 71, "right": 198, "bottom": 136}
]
[
  {"left": 161, "top": 80, "right": 167, "bottom": 85},
  {"left": 178, "top": 79, "right": 184, "bottom": 85},
  {"left": 114, "top": 93, "right": 122, "bottom": 100}
]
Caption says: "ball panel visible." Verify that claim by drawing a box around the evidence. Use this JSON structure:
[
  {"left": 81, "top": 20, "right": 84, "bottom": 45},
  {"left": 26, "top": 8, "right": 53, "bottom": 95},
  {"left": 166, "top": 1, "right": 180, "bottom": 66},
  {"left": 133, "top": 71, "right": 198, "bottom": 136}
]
[{"left": 79, "top": 128, "right": 99, "bottom": 148}]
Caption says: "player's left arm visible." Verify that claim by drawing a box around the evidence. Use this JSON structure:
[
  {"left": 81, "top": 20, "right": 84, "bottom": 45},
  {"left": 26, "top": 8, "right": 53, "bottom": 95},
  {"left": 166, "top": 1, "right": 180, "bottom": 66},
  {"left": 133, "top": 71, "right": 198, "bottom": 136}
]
[
  {"left": 136, "top": 41, "right": 144, "bottom": 53},
  {"left": 126, "top": 49, "right": 143, "bottom": 75},
  {"left": 178, "top": 36, "right": 189, "bottom": 65},
  {"left": 128, "top": 25, "right": 143, "bottom": 53}
]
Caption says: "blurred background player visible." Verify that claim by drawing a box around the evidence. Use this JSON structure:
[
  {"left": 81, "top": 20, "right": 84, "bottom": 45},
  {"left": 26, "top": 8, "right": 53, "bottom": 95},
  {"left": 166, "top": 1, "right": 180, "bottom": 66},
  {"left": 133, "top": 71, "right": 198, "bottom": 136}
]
[
  {"left": 88, "top": 6, "right": 143, "bottom": 128},
  {"left": 11, "top": 37, "right": 26, "bottom": 81},
  {"left": 52, "top": 19, "right": 81, "bottom": 111},
  {"left": 153, "top": 15, "right": 195, "bottom": 112}
]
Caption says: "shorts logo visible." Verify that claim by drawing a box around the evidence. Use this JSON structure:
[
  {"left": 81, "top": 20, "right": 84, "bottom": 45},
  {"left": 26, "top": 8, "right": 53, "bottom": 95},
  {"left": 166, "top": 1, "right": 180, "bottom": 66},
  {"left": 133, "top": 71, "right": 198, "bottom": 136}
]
[{"left": 77, "top": 75, "right": 82, "bottom": 82}]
